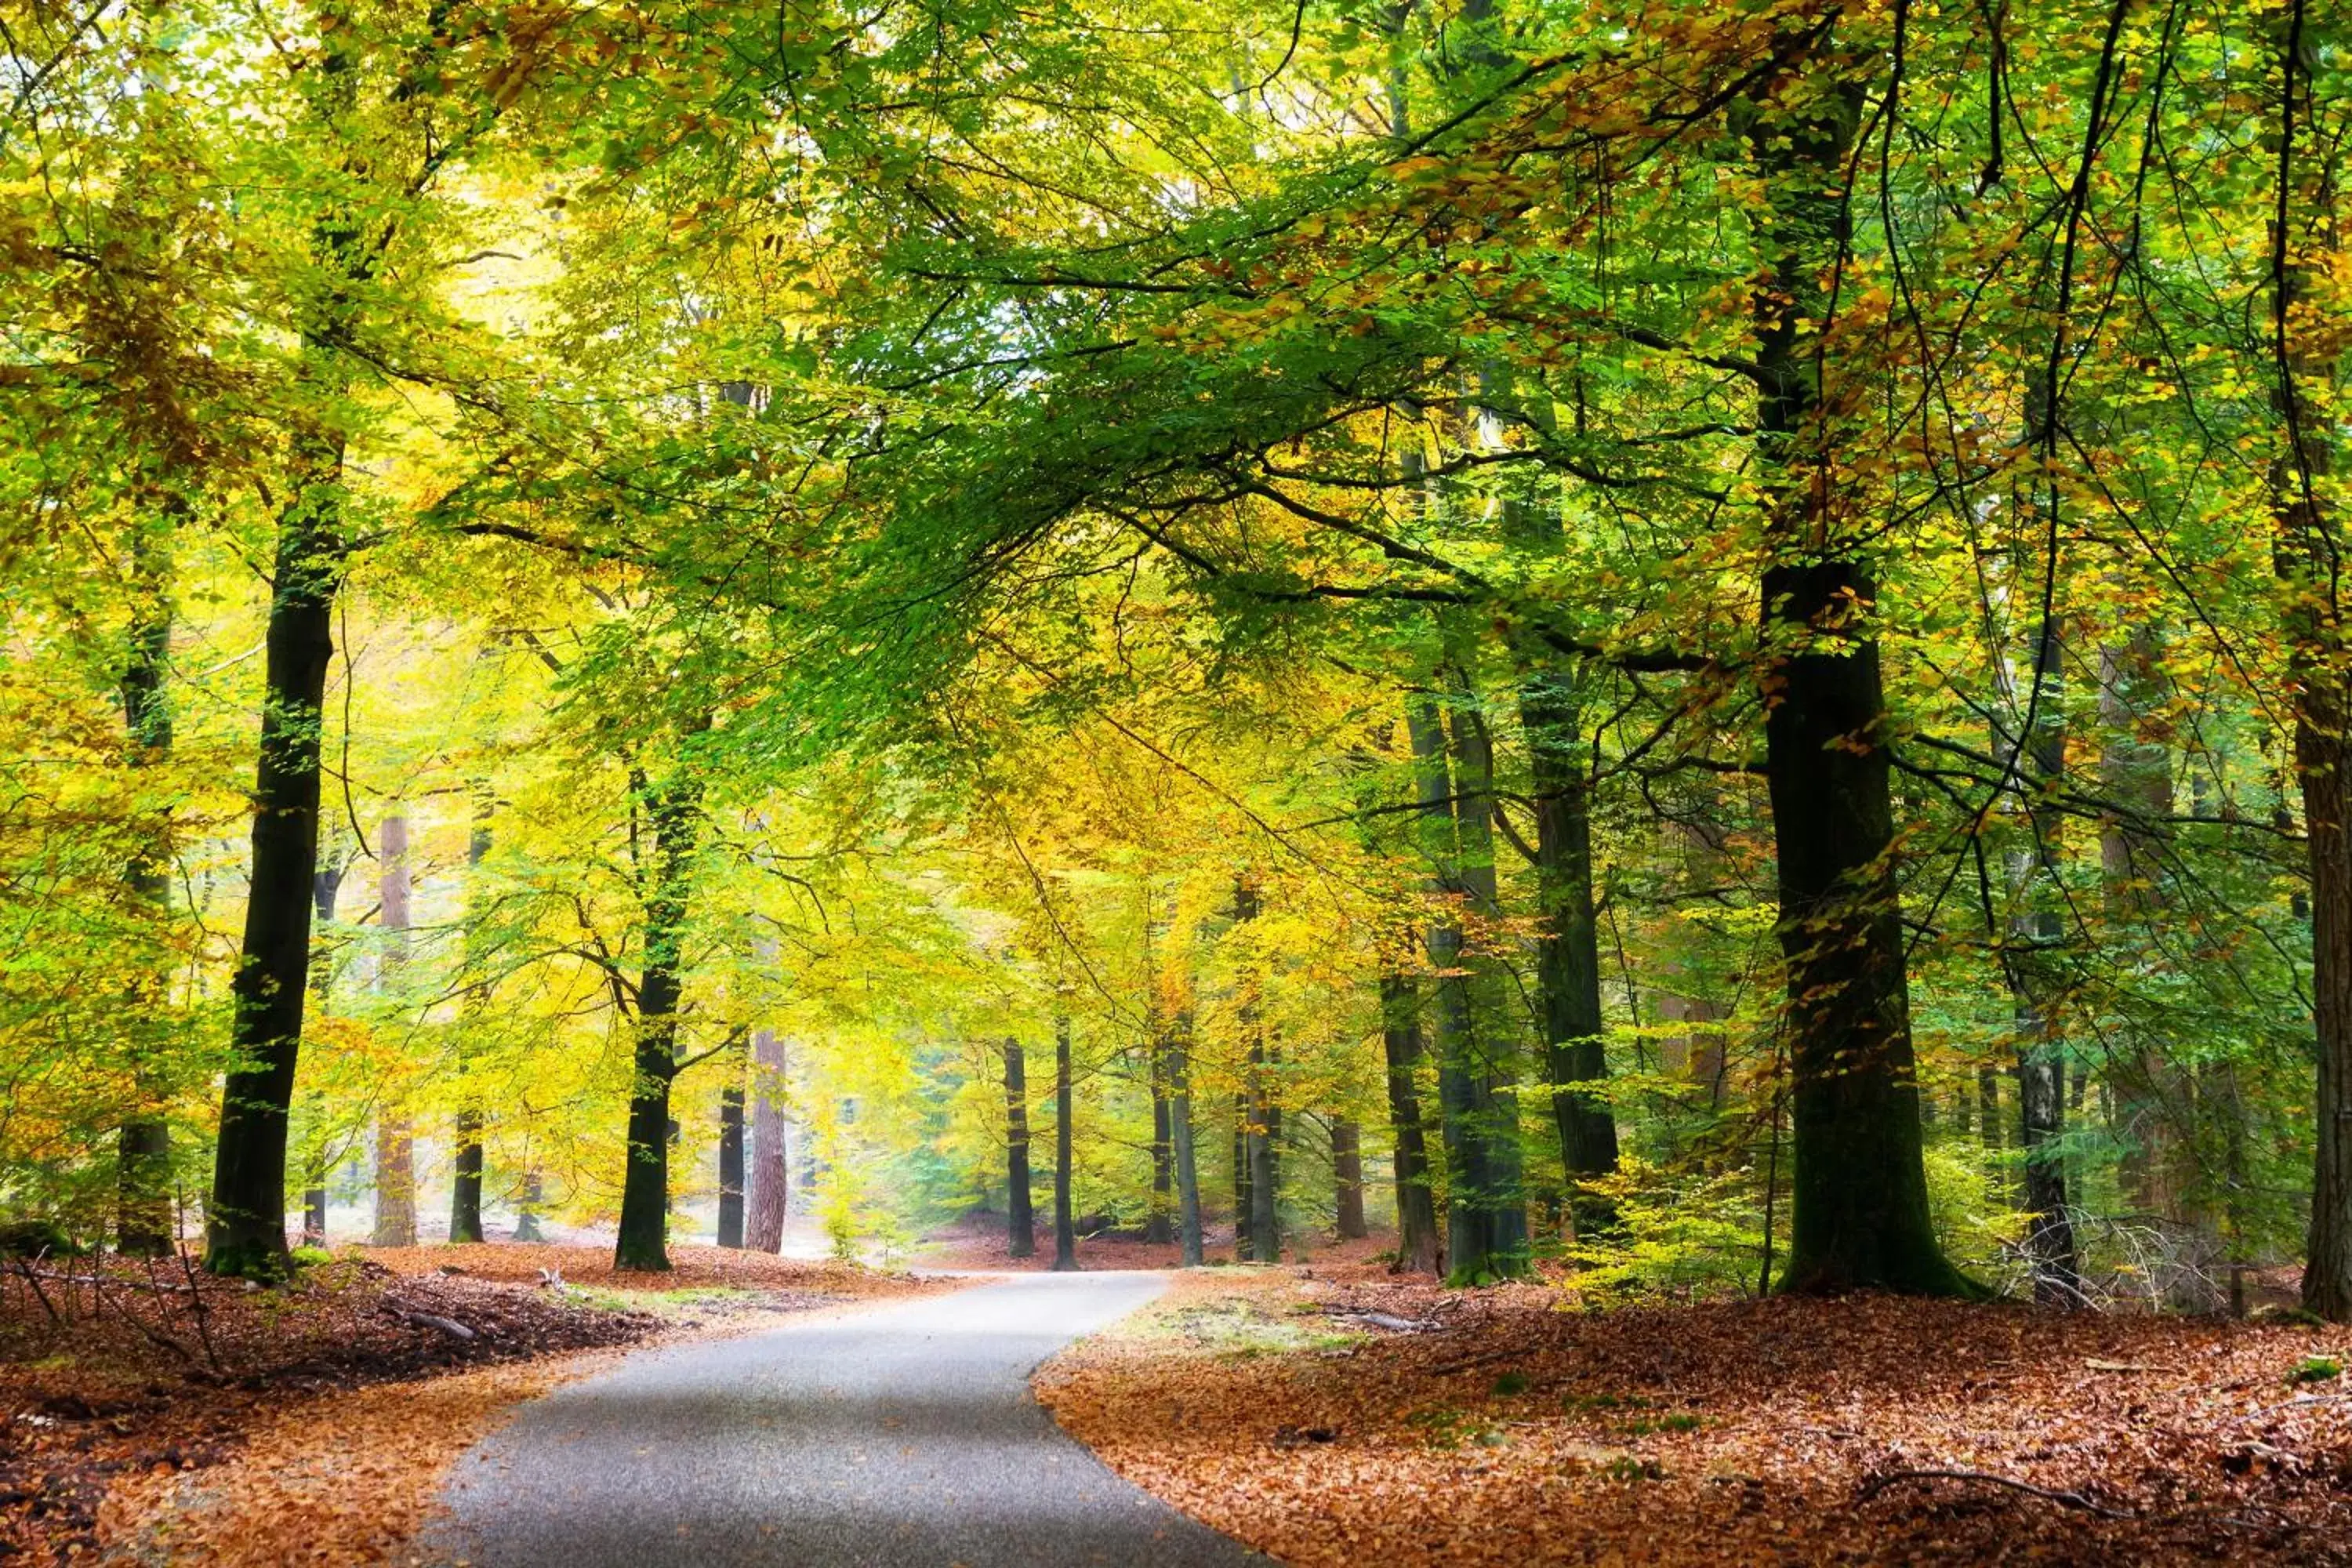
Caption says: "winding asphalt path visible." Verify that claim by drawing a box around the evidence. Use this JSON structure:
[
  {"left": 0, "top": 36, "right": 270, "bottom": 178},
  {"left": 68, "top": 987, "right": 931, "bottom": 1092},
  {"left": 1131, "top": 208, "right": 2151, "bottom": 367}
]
[{"left": 423, "top": 1272, "right": 1265, "bottom": 1568}]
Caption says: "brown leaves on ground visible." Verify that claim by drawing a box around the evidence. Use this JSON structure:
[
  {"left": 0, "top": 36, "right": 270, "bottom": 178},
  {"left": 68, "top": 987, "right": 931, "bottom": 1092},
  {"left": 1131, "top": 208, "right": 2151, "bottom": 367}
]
[
  {"left": 368, "top": 1240, "right": 938, "bottom": 1302},
  {"left": 1, "top": 1243, "right": 946, "bottom": 1565},
  {"left": 1038, "top": 1269, "right": 2352, "bottom": 1565}
]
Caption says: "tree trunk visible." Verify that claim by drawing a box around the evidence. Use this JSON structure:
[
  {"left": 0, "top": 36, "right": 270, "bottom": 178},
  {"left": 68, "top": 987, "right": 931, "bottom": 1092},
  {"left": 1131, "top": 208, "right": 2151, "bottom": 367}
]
[
  {"left": 1234, "top": 879, "right": 1282, "bottom": 1264},
  {"left": 1052, "top": 1014, "right": 1078, "bottom": 1271},
  {"left": 298, "top": 853, "right": 345, "bottom": 1246},
  {"left": 1331, "top": 1118, "right": 1367, "bottom": 1240},
  {"left": 116, "top": 528, "right": 175, "bottom": 1257},
  {"left": 612, "top": 758, "right": 704, "bottom": 1272},
  {"left": 449, "top": 793, "right": 491, "bottom": 1245},
  {"left": 1520, "top": 678, "right": 1620, "bottom": 1224},
  {"left": 1380, "top": 971, "right": 1443, "bottom": 1275},
  {"left": 1746, "top": 27, "right": 1965, "bottom": 1297},
  {"left": 1169, "top": 1011, "right": 1203, "bottom": 1266},
  {"left": 370, "top": 815, "right": 416, "bottom": 1249},
  {"left": 2272, "top": 0, "right": 2352, "bottom": 1322},
  {"left": 511, "top": 1171, "right": 545, "bottom": 1243},
  {"left": 1410, "top": 692, "right": 1527, "bottom": 1282},
  {"left": 747, "top": 1029, "right": 789, "bottom": 1252},
  {"left": 2005, "top": 613, "right": 2079, "bottom": 1304},
  {"left": 204, "top": 462, "right": 349, "bottom": 1276},
  {"left": 717, "top": 1039, "right": 746, "bottom": 1248},
  {"left": 1145, "top": 1043, "right": 1175, "bottom": 1244},
  {"left": 1232, "top": 1092, "right": 1253, "bottom": 1261},
  {"left": 1004, "top": 1038, "right": 1034, "bottom": 1258},
  {"left": 203, "top": 46, "right": 373, "bottom": 1276},
  {"left": 2099, "top": 625, "right": 2186, "bottom": 1221}
]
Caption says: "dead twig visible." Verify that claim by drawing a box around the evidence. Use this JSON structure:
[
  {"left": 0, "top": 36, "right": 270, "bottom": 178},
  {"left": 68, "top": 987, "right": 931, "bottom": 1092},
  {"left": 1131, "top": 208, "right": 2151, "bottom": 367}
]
[
  {"left": 176, "top": 1243, "right": 224, "bottom": 1373},
  {"left": 1857, "top": 1468, "right": 2132, "bottom": 1519},
  {"left": 13, "top": 1255, "right": 62, "bottom": 1326}
]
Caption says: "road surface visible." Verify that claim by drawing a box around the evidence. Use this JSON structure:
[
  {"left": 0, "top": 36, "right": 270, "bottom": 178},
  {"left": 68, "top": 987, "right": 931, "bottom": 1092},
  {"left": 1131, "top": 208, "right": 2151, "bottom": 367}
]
[{"left": 423, "top": 1271, "right": 1265, "bottom": 1568}]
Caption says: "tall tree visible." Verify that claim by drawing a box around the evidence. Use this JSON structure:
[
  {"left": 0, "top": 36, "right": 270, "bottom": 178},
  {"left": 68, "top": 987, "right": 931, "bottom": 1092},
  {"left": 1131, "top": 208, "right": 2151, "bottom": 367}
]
[
  {"left": 612, "top": 752, "right": 706, "bottom": 1272},
  {"left": 746, "top": 1027, "right": 790, "bottom": 1253},
  {"left": 1744, "top": 11, "right": 1967, "bottom": 1295},
  {"left": 448, "top": 793, "right": 492, "bottom": 1245},
  {"left": 370, "top": 815, "right": 416, "bottom": 1249},
  {"left": 1052, "top": 1011, "right": 1079, "bottom": 1272},
  {"left": 1004, "top": 1038, "right": 1035, "bottom": 1259}
]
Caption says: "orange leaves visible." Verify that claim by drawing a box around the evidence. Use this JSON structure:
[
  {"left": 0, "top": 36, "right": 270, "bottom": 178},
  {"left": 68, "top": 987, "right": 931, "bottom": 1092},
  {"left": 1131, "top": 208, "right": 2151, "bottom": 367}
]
[{"left": 1044, "top": 1270, "right": 2352, "bottom": 1566}]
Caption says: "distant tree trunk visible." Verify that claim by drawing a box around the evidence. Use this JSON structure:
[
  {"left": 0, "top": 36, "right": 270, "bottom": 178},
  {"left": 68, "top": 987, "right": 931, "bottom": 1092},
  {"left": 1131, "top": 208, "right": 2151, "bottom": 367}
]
[
  {"left": 511, "top": 1171, "right": 545, "bottom": 1243},
  {"left": 1746, "top": 24, "right": 1964, "bottom": 1296},
  {"left": 1520, "top": 678, "right": 1620, "bottom": 1224},
  {"left": 449, "top": 793, "right": 491, "bottom": 1246},
  {"left": 1235, "top": 879, "right": 1282, "bottom": 1265},
  {"left": 746, "top": 1028, "right": 789, "bottom": 1253},
  {"left": 1053, "top": 1013, "right": 1078, "bottom": 1272},
  {"left": 1169, "top": 1011, "right": 1203, "bottom": 1266},
  {"left": 1145, "top": 1044, "right": 1175, "bottom": 1244},
  {"left": 1232, "top": 1092, "right": 1253, "bottom": 1261},
  {"left": 1410, "top": 691, "right": 1526, "bottom": 1282},
  {"left": 1331, "top": 1118, "right": 1367, "bottom": 1240},
  {"left": 299, "top": 852, "right": 345, "bottom": 1247},
  {"left": 116, "top": 529, "right": 175, "bottom": 1257},
  {"left": 1004, "top": 1038, "right": 1034, "bottom": 1258},
  {"left": 2005, "top": 612, "right": 2079, "bottom": 1305},
  {"left": 717, "top": 1036, "right": 746, "bottom": 1248},
  {"left": 370, "top": 815, "right": 417, "bottom": 1249},
  {"left": 612, "top": 754, "right": 705, "bottom": 1273},
  {"left": 1380, "top": 971, "right": 1443, "bottom": 1275}
]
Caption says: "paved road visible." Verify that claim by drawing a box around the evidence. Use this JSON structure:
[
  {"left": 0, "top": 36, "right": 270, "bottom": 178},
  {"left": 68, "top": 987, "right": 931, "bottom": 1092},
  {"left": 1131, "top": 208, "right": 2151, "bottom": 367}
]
[{"left": 423, "top": 1272, "right": 1266, "bottom": 1568}]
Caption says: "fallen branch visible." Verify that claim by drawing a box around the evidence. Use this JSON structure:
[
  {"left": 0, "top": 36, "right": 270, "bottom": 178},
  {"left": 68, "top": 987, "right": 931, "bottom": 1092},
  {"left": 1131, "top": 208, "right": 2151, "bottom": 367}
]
[
  {"left": 1857, "top": 1468, "right": 2131, "bottom": 1519},
  {"left": 391, "top": 1308, "right": 478, "bottom": 1341}
]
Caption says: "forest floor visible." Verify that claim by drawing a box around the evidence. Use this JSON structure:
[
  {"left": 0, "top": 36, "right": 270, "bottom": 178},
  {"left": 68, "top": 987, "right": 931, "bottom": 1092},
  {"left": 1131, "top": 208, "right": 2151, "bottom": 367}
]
[
  {"left": 0, "top": 1242, "right": 950, "bottom": 1566},
  {"left": 1039, "top": 1261, "right": 2352, "bottom": 1565},
  {"left": 913, "top": 1211, "right": 1399, "bottom": 1273}
]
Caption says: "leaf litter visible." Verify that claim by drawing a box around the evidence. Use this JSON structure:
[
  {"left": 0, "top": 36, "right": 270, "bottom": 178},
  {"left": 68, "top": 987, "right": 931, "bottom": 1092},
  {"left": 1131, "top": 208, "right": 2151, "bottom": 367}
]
[
  {"left": 1038, "top": 1267, "right": 2352, "bottom": 1564},
  {"left": 0, "top": 1243, "right": 949, "bottom": 1565}
]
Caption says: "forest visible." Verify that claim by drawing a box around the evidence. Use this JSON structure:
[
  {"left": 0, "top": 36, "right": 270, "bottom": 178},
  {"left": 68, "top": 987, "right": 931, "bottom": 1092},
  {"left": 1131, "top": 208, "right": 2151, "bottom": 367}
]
[{"left": 3, "top": 0, "right": 2352, "bottom": 1561}]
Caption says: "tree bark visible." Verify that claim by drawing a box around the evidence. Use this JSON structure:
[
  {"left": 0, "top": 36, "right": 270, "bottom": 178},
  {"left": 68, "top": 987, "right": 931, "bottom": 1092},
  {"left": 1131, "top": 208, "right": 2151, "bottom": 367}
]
[
  {"left": 1145, "top": 1042, "right": 1175, "bottom": 1244},
  {"left": 1052, "top": 1013, "right": 1078, "bottom": 1271},
  {"left": 1410, "top": 692, "right": 1527, "bottom": 1281},
  {"left": 203, "top": 39, "right": 372, "bottom": 1278},
  {"left": 1232, "top": 1091, "right": 1253, "bottom": 1261},
  {"left": 1380, "top": 971, "right": 1443, "bottom": 1275},
  {"left": 612, "top": 757, "right": 704, "bottom": 1272},
  {"left": 448, "top": 793, "right": 491, "bottom": 1245},
  {"left": 747, "top": 1028, "right": 789, "bottom": 1252},
  {"left": 2005, "top": 613, "right": 2079, "bottom": 1304},
  {"left": 1331, "top": 1117, "right": 1368, "bottom": 1240},
  {"left": 205, "top": 462, "right": 348, "bottom": 1276},
  {"left": 298, "top": 852, "right": 345, "bottom": 1247},
  {"left": 370, "top": 815, "right": 416, "bottom": 1249},
  {"left": 116, "top": 526, "right": 175, "bottom": 1256},
  {"left": 1746, "top": 24, "right": 1965, "bottom": 1296},
  {"left": 2271, "top": 0, "right": 2352, "bottom": 1322},
  {"left": 1234, "top": 879, "right": 1282, "bottom": 1264},
  {"left": 1168, "top": 1011, "right": 1203, "bottom": 1266},
  {"left": 1520, "top": 678, "right": 1620, "bottom": 1225},
  {"left": 1004, "top": 1038, "right": 1034, "bottom": 1258},
  {"left": 717, "top": 1039, "right": 746, "bottom": 1248}
]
